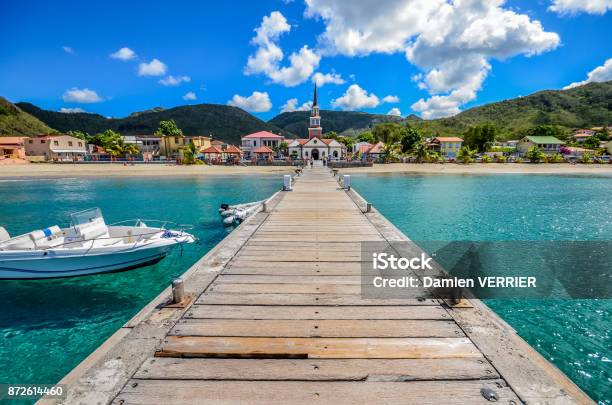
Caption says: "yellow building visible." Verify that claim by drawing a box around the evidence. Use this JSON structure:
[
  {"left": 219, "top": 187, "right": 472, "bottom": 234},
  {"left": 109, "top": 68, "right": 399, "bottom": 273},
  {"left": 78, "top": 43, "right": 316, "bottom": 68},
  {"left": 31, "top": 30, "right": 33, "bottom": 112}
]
[
  {"left": 159, "top": 136, "right": 211, "bottom": 159},
  {"left": 428, "top": 137, "right": 463, "bottom": 158}
]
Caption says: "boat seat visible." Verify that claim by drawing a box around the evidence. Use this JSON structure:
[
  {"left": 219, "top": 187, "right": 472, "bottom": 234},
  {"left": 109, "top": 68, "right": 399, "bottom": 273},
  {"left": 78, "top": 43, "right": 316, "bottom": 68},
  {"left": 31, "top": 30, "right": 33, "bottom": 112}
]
[
  {"left": 0, "top": 227, "right": 9, "bottom": 243},
  {"left": 29, "top": 226, "right": 64, "bottom": 248},
  {"left": 77, "top": 221, "right": 110, "bottom": 241}
]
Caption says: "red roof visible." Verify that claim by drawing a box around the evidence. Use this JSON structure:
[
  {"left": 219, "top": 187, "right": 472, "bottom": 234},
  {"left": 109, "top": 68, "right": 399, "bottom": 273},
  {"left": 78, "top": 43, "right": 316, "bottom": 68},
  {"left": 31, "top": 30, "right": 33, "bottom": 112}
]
[
  {"left": 432, "top": 137, "right": 463, "bottom": 142},
  {"left": 202, "top": 146, "right": 223, "bottom": 154},
  {"left": 253, "top": 145, "right": 274, "bottom": 153},
  {"left": 0, "top": 137, "right": 26, "bottom": 146},
  {"left": 367, "top": 142, "right": 385, "bottom": 154},
  {"left": 358, "top": 144, "right": 371, "bottom": 153},
  {"left": 224, "top": 145, "right": 242, "bottom": 154},
  {"left": 243, "top": 131, "right": 283, "bottom": 139}
]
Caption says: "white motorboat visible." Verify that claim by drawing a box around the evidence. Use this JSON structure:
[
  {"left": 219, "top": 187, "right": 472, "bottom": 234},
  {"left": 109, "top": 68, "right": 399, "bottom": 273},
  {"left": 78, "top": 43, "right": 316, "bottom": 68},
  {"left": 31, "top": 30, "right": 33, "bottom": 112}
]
[
  {"left": 219, "top": 200, "right": 264, "bottom": 226},
  {"left": 0, "top": 208, "right": 196, "bottom": 279}
]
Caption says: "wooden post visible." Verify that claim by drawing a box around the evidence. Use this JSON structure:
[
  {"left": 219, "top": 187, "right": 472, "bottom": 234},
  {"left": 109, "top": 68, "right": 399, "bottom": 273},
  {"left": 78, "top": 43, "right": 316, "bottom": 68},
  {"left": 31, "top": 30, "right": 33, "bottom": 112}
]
[
  {"left": 262, "top": 201, "right": 267, "bottom": 213},
  {"left": 365, "top": 203, "right": 372, "bottom": 213},
  {"left": 172, "top": 278, "right": 185, "bottom": 304}
]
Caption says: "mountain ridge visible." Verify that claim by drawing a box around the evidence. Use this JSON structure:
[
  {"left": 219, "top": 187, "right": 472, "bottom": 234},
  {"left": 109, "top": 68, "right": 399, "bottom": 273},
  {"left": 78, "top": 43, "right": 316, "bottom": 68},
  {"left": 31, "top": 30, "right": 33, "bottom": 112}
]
[{"left": 4, "top": 80, "right": 611, "bottom": 142}]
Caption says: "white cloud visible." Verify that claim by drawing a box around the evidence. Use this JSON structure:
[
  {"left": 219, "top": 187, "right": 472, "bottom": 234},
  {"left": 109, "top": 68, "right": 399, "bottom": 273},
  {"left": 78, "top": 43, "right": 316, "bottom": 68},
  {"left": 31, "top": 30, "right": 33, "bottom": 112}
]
[
  {"left": 62, "top": 88, "right": 102, "bottom": 103},
  {"left": 382, "top": 95, "right": 400, "bottom": 103},
  {"left": 228, "top": 91, "right": 272, "bottom": 112},
  {"left": 388, "top": 107, "right": 402, "bottom": 116},
  {"left": 138, "top": 58, "right": 167, "bottom": 76},
  {"left": 110, "top": 47, "right": 137, "bottom": 61},
  {"left": 305, "top": 0, "right": 560, "bottom": 118},
  {"left": 182, "top": 91, "right": 197, "bottom": 101},
  {"left": 281, "top": 98, "right": 313, "bottom": 112},
  {"left": 62, "top": 46, "right": 74, "bottom": 54},
  {"left": 312, "top": 72, "right": 345, "bottom": 86},
  {"left": 331, "top": 84, "right": 380, "bottom": 110},
  {"left": 549, "top": 0, "right": 612, "bottom": 15},
  {"left": 59, "top": 107, "right": 85, "bottom": 113},
  {"left": 245, "top": 11, "right": 321, "bottom": 86},
  {"left": 159, "top": 75, "right": 191, "bottom": 86},
  {"left": 564, "top": 58, "right": 612, "bottom": 89}
]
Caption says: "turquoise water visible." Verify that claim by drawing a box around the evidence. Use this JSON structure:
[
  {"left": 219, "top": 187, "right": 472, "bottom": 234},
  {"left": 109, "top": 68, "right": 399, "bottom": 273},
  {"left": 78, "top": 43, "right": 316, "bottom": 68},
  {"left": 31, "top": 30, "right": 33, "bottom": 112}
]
[
  {"left": 351, "top": 173, "right": 611, "bottom": 403},
  {"left": 0, "top": 174, "right": 610, "bottom": 403},
  {"left": 0, "top": 175, "right": 282, "bottom": 393}
]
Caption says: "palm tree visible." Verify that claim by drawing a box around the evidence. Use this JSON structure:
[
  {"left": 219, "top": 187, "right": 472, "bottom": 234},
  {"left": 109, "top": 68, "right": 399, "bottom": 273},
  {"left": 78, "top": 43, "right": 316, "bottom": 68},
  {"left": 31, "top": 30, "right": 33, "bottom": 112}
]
[
  {"left": 411, "top": 141, "right": 431, "bottom": 163},
  {"left": 457, "top": 146, "right": 477, "bottom": 164}
]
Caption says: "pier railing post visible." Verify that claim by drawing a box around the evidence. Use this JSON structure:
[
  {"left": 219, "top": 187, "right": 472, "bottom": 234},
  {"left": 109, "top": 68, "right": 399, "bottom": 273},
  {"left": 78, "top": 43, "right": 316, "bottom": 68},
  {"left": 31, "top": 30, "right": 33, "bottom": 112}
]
[
  {"left": 262, "top": 201, "right": 267, "bottom": 213},
  {"left": 172, "top": 278, "right": 185, "bottom": 304}
]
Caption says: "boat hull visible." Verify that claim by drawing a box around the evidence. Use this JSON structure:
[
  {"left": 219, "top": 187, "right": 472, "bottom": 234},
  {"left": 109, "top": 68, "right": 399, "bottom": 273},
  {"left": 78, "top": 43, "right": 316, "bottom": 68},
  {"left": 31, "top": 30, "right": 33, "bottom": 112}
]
[{"left": 0, "top": 243, "right": 174, "bottom": 279}]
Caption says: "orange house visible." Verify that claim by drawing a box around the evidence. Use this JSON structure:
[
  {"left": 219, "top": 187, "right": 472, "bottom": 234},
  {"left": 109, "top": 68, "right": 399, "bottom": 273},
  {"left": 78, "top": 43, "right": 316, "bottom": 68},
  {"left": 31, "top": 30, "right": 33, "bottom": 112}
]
[{"left": 0, "top": 137, "right": 26, "bottom": 160}]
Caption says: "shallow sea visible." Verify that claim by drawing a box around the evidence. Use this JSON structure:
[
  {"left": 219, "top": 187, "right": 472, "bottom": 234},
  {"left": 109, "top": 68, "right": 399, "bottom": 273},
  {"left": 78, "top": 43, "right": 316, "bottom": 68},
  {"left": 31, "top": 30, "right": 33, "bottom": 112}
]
[
  {"left": 351, "top": 173, "right": 611, "bottom": 403},
  {"left": 0, "top": 173, "right": 610, "bottom": 403}
]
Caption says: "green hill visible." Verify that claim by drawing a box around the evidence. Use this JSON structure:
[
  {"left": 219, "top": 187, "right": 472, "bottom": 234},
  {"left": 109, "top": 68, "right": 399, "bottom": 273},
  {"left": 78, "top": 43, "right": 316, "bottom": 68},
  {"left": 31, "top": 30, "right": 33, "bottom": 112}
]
[
  {"left": 409, "top": 81, "right": 612, "bottom": 139},
  {"left": 269, "top": 81, "right": 611, "bottom": 139},
  {"left": 269, "top": 110, "right": 402, "bottom": 137},
  {"left": 16, "top": 103, "right": 289, "bottom": 144},
  {"left": 0, "top": 97, "right": 55, "bottom": 136},
  {"left": 9, "top": 80, "right": 611, "bottom": 142}
]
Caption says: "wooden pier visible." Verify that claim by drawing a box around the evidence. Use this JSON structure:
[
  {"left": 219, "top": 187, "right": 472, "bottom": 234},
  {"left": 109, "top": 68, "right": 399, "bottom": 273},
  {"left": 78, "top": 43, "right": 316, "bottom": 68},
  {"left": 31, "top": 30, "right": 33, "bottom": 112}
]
[{"left": 47, "top": 165, "right": 593, "bottom": 404}]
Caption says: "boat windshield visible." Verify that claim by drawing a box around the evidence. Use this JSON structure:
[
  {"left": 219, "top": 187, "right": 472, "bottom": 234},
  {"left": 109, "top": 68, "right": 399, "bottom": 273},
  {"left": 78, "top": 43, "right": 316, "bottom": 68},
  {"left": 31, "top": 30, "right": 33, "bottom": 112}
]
[{"left": 70, "top": 208, "right": 104, "bottom": 227}]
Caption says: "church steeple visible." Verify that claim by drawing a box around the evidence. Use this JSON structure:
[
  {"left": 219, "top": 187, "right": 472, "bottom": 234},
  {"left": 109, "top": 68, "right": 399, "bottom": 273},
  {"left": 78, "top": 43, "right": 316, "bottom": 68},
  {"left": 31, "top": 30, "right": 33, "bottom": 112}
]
[{"left": 308, "top": 83, "right": 322, "bottom": 139}]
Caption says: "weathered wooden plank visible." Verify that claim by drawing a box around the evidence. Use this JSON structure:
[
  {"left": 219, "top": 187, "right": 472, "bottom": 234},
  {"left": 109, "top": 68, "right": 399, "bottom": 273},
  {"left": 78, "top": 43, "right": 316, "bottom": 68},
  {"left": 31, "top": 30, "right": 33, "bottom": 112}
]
[
  {"left": 196, "top": 293, "right": 438, "bottom": 306},
  {"left": 156, "top": 336, "right": 481, "bottom": 359},
  {"left": 134, "top": 357, "right": 499, "bottom": 381},
  {"left": 209, "top": 283, "right": 364, "bottom": 294},
  {"left": 113, "top": 380, "right": 519, "bottom": 404},
  {"left": 169, "top": 319, "right": 463, "bottom": 338},
  {"left": 186, "top": 305, "right": 450, "bottom": 320},
  {"left": 224, "top": 267, "right": 363, "bottom": 276},
  {"left": 215, "top": 275, "right": 364, "bottom": 284}
]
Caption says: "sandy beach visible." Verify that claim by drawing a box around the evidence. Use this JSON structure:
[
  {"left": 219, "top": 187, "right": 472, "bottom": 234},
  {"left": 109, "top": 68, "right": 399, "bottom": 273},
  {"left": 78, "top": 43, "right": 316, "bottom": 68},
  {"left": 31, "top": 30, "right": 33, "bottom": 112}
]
[
  {"left": 0, "top": 162, "right": 611, "bottom": 178},
  {"left": 342, "top": 163, "right": 612, "bottom": 175},
  {"left": 0, "top": 163, "right": 295, "bottom": 178}
]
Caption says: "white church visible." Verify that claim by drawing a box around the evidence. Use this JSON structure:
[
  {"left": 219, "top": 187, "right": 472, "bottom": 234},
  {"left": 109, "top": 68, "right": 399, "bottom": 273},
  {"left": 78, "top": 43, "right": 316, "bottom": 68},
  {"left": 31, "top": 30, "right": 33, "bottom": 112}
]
[{"left": 287, "top": 84, "right": 347, "bottom": 161}]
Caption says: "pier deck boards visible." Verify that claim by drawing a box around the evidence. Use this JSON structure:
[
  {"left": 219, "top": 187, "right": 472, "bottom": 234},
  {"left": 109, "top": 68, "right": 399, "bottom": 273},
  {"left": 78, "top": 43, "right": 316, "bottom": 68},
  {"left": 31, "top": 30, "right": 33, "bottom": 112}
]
[{"left": 49, "top": 165, "right": 593, "bottom": 404}]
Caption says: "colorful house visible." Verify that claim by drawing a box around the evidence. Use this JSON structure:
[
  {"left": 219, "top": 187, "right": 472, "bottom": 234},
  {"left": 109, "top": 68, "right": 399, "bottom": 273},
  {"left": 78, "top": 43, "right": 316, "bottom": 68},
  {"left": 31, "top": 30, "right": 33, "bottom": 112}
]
[
  {"left": 241, "top": 131, "right": 284, "bottom": 159},
  {"left": 517, "top": 136, "right": 564, "bottom": 155},
  {"left": 361, "top": 142, "right": 385, "bottom": 161},
  {"left": 0, "top": 137, "right": 26, "bottom": 160},
  {"left": 572, "top": 130, "right": 594, "bottom": 143},
  {"left": 353, "top": 141, "right": 372, "bottom": 155},
  {"left": 25, "top": 135, "right": 87, "bottom": 161},
  {"left": 428, "top": 137, "right": 463, "bottom": 157}
]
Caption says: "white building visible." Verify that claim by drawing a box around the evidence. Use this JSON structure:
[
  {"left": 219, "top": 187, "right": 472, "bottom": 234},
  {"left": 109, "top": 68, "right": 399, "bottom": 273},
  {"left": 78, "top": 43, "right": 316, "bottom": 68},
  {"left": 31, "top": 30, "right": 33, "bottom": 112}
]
[
  {"left": 240, "top": 131, "right": 284, "bottom": 159},
  {"left": 287, "top": 84, "right": 346, "bottom": 161}
]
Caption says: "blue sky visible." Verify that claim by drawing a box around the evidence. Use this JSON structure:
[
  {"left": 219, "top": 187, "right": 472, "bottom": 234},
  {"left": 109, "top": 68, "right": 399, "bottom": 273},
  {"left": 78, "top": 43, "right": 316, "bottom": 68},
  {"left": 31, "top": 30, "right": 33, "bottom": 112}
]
[{"left": 0, "top": 0, "right": 610, "bottom": 121}]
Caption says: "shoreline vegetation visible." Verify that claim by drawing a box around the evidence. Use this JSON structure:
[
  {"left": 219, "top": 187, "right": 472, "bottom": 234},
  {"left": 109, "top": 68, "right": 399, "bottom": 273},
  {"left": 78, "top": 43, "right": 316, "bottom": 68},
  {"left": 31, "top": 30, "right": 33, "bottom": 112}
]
[{"left": 1, "top": 162, "right": 611, "bottom": 178}]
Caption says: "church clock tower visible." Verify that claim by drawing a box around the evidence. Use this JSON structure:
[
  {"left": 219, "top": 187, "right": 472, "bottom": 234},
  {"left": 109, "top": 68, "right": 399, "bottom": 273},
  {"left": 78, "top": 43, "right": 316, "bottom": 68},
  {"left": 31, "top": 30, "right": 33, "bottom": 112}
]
[{"left": 308, "top": 83, "right": 322, "bottom": 139}]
